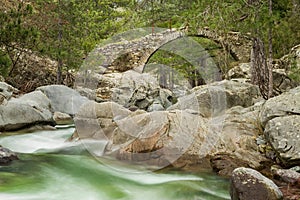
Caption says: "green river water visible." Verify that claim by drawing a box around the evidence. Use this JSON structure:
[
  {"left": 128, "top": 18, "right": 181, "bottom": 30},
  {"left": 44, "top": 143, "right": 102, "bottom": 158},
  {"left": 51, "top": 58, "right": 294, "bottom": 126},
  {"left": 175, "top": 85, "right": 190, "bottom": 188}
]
[{"left": 0, "top": 126, "right": 230, "bottom": 200}]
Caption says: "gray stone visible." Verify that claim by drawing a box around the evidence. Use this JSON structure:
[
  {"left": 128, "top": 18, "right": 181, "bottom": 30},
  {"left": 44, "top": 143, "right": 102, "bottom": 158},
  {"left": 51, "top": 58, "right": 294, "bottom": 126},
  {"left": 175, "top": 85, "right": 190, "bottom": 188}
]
[
  {"left": 37, "top": 85, "right": 89, "bottom": 115},
  {"left": 260, "top": 86, "right": 300, "bottom": 126},
  {"left": 147, "top": 101, "right": 164, "bottom": 112},
  {"left": 227, "top": 63, "right": 296, "bottom": 94},
  {"left": 0, "top": 146, "right": 18, "bottom": 165},
  {"left": 230, "top": 167, "right": 283, "bottom": 200},
  {"left": 227, "top": 63, "right": 251, "bottom": 79},
  {"left": 210, "top": 104, "right": 267, "bottom": 176},
  {"left": 87, "top": 70, "right": 173, "bottom": 110},
  {"left": 74, "top": 101, "right": 132, "bottom": 140},
  {"left": 0, "top": 82, "right": 18, "bottom": 104},
  {"left": 271, "top": 166, "right": 300, "bottom": 184},
  {"left": 265, "top": 115, "right": 300, "bottom": 165},
  {"left": 0, "top": 91, "right": 53, "bottom": 131},
  {"left": 168, "top": 79, "right": 261, "bottom": 117},
  {"left": 53, "top": 112, "right": 73, "bottom": 125},
  {"left": 73, "top": 100, "right": 268, "bottom": 172}
]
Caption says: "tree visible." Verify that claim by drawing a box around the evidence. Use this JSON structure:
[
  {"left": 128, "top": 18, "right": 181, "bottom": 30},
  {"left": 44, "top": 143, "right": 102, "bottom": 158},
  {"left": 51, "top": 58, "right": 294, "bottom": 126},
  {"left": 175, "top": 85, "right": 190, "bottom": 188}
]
[{"left": 0, "top": 0, "right": 39, "bottom": 77}]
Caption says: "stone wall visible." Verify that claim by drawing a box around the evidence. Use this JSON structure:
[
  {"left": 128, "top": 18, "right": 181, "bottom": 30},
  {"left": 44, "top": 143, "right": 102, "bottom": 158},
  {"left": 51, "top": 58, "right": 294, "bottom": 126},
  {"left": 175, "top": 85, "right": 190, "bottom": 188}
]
[{"left": 86, "top": 28, "right": 251, "bottom": 75}]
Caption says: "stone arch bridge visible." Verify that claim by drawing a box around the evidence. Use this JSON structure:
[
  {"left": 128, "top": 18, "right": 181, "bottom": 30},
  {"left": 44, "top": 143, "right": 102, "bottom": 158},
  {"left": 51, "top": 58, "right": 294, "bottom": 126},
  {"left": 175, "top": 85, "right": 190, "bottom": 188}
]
[{"left": 84, "top": 28, "right": 251, "bottom": 74}]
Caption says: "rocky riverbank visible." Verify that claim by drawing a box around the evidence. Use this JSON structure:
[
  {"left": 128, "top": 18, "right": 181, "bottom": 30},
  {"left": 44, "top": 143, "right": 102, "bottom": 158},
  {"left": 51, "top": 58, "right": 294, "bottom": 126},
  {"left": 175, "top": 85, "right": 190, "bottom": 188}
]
[
  {"left": 1, "top": 45, "right": 300, "bottom": 199},
  {"left": 1, "top": 77, "right": 300, "bottom": 199}
]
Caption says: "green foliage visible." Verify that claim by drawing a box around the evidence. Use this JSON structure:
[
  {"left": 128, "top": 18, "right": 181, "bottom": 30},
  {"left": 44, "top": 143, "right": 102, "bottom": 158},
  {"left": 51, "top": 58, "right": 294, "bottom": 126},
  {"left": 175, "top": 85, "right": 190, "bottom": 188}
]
[
  {"left": 0, "top": 52, "right": 12, "bottom": 76},
  {"left": 1, "top": 0, "right": 299, "bottom": 83},
  {"left": 0, "top": 0, "right": 39, "bottom": 76}
]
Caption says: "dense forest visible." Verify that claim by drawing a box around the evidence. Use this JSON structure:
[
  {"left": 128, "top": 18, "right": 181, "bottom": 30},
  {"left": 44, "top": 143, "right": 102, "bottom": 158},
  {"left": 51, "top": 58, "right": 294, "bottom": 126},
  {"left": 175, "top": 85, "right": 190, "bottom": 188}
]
[{"left": 0, "top": 0, "right": 299, "bottom": 96}]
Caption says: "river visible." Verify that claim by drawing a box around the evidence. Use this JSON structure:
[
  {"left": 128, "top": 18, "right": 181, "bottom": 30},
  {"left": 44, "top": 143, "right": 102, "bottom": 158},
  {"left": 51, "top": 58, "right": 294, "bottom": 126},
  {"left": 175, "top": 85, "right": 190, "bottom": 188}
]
[{"left": 0, "top": 126, "right": 230, "bottom": 200}]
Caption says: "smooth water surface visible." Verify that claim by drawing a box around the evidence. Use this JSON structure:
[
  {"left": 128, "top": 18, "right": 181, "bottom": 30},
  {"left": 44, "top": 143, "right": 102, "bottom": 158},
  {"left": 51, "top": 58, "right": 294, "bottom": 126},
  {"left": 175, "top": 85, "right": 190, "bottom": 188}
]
[{"left": 0, "top": 127, "right": 230, "bottom": 200}]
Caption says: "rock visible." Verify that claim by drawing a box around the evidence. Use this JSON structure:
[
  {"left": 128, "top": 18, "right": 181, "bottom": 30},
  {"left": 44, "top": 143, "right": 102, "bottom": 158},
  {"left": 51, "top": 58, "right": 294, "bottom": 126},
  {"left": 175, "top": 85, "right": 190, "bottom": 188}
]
[
  {"left": 210, "top": 103, "right": 268, "bottom": 176},
  {"left": 227, "top": 63, "right": 251, "bottom": 79},
  {"left": 0, "top": 91, "right": 53, "bottom": 131},
  {"left": 37, "top": 85, "right": 89, "bottom": 115},
  {"left": 74, "top": 101, "right": 132, "bottom": 139},
  {"left": 227, "top": 63, "right": 297, "bottom": 94},
  {"left": 230, "top": 167, "right": 283, "bottom": 200},
  {"left": 168, "top": 79, "right": 261, "bottom": 117},
  {"left": 0, "top": 146, "right": 19, "bottom": 165},
  {"left": 77, "top": 70, "right": 174, "bottom": 110},
  {"left": 74, "top": 100, "right": 268, "bottom": 172},
  {"left": 147, "top": 101, "right": 164, "bottom": 112},
  {"left": 264, "top": 115, "right": 300, "bottom": 165},
  {"left": 109, "top": 109, "right": 208, "bottom": 167},
  {"left": 283, "top": 44, "right": 300, "bottom": 84},
  {"left": 271, "top": 166, "right": 300, "bottom": 185},
  {"left": 272, "top": 69, "right": 297, "bottom": 95},
  {"left": 0, "top": 82, "right": 19, "bottom": 104},
  {"left": 53, "top": 112, "right": 73, "bottom": 125},
  {"left": 260, "top": 86, "right": 300, "bottom": 126}
]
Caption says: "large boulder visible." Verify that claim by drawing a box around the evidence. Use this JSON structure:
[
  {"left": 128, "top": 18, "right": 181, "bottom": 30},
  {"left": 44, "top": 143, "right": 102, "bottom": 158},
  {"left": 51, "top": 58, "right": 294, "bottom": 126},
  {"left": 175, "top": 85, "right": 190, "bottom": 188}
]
[
  {"left": 74, "top": 102, "right": 208, "bottom": 168},
  {"left": 265, "top": 115, "right": 300, "bottom": 165},
  {"left": 37, "top": 85, "right": 88, "bottom": 115},
  {"left": 74, "top": 101, "right": 132, "bottom": 140},
  {"left": 74, "top": 100, "right": 267, "bottom": 172},
  {"left": 230, "top": 167, "right": 283, "bottom": 200},
  {"left": 168, "top": 79, "right": 261, "bottom": 117},
  {"left": 76, "top": 70, "right": 174, "bottom": 111},
  {"left": 260, "top": 86, "right": 300, "bottom": 126},
  {"left": 0, "top": 91, "right": 53, "bottom": 131},
  {"left": 210, "top": 103, "right": 268, "bottom": 176},
  {"left": 260, "top": 86, "right": 300, "bottom": 166}
]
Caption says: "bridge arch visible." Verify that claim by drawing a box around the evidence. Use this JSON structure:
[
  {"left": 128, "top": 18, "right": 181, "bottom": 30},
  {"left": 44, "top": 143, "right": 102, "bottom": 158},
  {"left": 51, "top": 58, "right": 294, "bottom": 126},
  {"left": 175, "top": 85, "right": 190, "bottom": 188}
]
[{"left": 84, "top": 28, "right": 251, "bottom": 76}]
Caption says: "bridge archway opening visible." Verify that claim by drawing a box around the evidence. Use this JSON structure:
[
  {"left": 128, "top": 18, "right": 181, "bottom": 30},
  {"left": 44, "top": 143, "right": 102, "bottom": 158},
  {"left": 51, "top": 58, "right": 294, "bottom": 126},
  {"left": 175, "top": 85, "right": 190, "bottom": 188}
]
[{"left": 142, "top": 36, "right": 235, "bottom": 89}]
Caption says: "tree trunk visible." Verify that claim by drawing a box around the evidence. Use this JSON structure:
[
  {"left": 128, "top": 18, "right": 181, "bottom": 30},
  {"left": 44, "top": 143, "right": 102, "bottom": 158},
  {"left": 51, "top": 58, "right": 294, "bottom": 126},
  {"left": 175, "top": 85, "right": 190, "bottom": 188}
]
[
  {"left": 251, "top": 37, "right": 269, "bottom": 99},
  {"left": 267, "top": 0, "right": 273, "bottom": 99},
  {"left": 56, "top": 0, "right": 63, "bottom": 84}
]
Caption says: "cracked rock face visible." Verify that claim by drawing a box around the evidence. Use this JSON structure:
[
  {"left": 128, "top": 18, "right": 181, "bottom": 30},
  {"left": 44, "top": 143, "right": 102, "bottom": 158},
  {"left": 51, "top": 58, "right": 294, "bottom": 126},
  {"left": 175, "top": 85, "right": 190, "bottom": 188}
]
[
  {"left": 265, "top": 115, "right": 300, "bottom": 165},
  {"left": 260, "top": 86, "right": 300, "bottom": 166}
]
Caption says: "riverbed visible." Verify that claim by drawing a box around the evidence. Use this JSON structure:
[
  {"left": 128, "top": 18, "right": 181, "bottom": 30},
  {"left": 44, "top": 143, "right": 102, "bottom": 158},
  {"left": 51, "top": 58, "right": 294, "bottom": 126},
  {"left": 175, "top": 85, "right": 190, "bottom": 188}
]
[{"left": 0, "top": 127, "right": 230, "bottom": 200}]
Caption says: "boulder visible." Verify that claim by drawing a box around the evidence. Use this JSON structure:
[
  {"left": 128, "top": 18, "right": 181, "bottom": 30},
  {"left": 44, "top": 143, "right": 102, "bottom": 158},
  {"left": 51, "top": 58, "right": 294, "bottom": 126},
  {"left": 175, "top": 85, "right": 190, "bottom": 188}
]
[
  {"left": 168, "top": 79, "right": 261, "bottom": 117},
  {"left": 271, "top": 166, "right": 300, "bottom": 185},
  {"left": 0, "top": 82, "right": 19, "bottom": 104},
  {"left": 227, "top": 63, "right": 251, "bottom": 79},
  {"left": 272, "top": 69, "right": 297, "bottom": 95},
  {"left": 0, "top": 91, "right": 53, "bottom": 131},
  {"left": 76, "top": 70, "right": 174, "bottom": 110},
  {"left": 74, "top": 101, "right": 268, "bottom": 172},
  {"left": 283, "top": 44, "right": 300, "bottom": 83},
  {"left": 210, "top": 103, "right": 268, "bottom": 176},
  {"left": 108, "top": 109, "right": 208, "bottom": 168},
  {"left": 0, "top": 146, "right": 18, "bottom": 165},
  {"left": 230, "top": 167, "right": 283, "bottom": 200},
  {"left": 227, "top": 63, "right": 297, "bottom": 94},
  {"left": 260, "top": 86, "right": 300, "bottom": 126},
  {"left": 265, "top": 115, "right": 300, "bottom": 165},
  {"left": 74, "top": 101, "right": 132, "bottom": 140},
  {"left": 53, "top": 112, "right": 73, "bottom": 125},
  {"left": 37, "top": 85, "right": 88, "bottom": 115}
]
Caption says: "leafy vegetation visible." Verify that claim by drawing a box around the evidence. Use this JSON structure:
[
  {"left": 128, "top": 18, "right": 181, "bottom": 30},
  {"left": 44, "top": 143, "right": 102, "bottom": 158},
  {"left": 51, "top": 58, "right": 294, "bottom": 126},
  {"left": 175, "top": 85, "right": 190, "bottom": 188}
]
[{"left": 0, "top": 0, "right": 299, "bottom": 91}]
